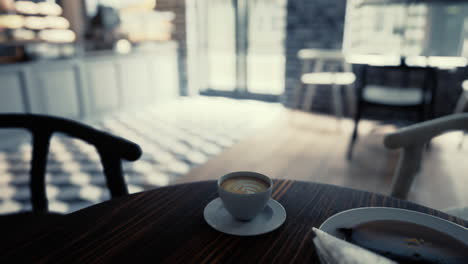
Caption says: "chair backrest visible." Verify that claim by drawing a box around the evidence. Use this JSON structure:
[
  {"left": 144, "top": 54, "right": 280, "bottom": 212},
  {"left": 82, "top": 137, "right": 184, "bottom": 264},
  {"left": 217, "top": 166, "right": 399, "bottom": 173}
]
[
  {"left": 383, "top": 113, "right": 468, "bottom": 199},
  {"left": 0, "top": 114, "right": 142, "bottom": 213}
]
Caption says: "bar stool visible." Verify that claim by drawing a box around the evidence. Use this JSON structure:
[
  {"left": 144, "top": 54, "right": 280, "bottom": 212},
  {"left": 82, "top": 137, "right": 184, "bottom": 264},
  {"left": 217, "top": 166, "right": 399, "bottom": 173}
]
[
  {"left": 301, "top": 72, "right": 356, "bottom": 122},
  {"left": 294, "top": 49, "right": 356, "bottom": 124}
]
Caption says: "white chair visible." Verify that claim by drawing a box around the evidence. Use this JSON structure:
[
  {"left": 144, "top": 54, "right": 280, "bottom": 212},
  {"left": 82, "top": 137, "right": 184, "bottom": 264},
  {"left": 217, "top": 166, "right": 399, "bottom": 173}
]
[
  {"left": 294, "top": 49, "right": 356, "bottom": 123},
  {"left": 384, "top": 113, "right": 468, "bottom": 219},
  {"left": 454, "top": 80, "right": 468, "bottom": 147}
]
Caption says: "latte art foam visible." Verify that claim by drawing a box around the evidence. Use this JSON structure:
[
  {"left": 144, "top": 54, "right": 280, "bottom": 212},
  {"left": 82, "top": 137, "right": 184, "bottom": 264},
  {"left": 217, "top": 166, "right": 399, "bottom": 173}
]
[{"left": 221, "top": 176, "right": 269, "bottom": 194}]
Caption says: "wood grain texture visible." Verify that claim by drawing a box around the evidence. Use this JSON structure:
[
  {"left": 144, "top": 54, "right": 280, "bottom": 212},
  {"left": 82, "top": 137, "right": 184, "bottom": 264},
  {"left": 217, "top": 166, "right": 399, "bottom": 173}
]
[{"left": 1, "top": 180, "right": 466, "bottom": 263}]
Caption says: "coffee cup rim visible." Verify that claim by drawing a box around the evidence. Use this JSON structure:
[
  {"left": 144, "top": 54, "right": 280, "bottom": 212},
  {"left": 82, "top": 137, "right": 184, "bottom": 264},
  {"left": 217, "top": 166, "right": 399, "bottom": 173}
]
[{"left": 218, "top": 171, "right": 273, "bottom": 195}]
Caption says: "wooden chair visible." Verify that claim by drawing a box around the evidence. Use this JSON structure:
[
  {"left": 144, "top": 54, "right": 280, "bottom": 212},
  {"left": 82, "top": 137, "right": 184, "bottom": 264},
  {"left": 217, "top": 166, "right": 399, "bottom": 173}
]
[
  {"left": 294, "top": 49, "right": 356, "bottom": 124},
  {"left": 347, "top": 63, "right": 436, "bottom": 160},
  {"left": 383, "top": 113, "right": 468, "bottom": 219},
  {"left": 0, "top": 114, "right": 142, "bottom": 239}
]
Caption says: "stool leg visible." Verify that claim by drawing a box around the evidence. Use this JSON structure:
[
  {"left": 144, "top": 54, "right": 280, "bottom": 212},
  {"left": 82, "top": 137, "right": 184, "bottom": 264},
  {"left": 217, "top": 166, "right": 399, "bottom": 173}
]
[
  {"left": 292, "top": 81, "right": 304, "bottom": 109},
  {"left": 345, "top": 84, "right": 356, "bottom": 118},
  {"left": 331, "top": 83, "right": 343, "bottom": 130},
  {"left": 302, "top": 84, "right": 317, "bottom": 111},
  {"left": 459, "top": 132, "right": 466, "bottom": 149},
  {"left": 454, "top": 92, "right": 468, "bottom": 114},
  {"left": 455, "top": 92, "right": 468, "bottom": 148},
  {"left": 301, "top": 58, "right": 323, "bottom": 111},
  {"left": 347, "top": 102, "right": 362, "bottom": 160}
]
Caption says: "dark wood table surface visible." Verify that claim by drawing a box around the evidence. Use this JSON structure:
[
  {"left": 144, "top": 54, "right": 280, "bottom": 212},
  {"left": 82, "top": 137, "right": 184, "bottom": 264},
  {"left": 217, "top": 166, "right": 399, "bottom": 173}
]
[{"left": 1, "top": 180, "right": 467, "bottom": 263}]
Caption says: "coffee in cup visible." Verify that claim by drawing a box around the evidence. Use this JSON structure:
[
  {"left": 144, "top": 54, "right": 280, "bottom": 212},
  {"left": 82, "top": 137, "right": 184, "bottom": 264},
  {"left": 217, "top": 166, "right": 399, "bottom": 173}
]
[
  {"left": 218, "top": 171, "right": 273, "bottom": 221},
  {"left": 220, "top": 176, "right": 269, "bottom": 194}
]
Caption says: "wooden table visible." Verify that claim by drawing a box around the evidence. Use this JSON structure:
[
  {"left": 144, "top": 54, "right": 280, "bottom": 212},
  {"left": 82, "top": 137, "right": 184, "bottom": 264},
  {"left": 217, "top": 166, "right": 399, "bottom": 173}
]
[{"left": 1, "top": 180, "right": 467, "bottom": 263}]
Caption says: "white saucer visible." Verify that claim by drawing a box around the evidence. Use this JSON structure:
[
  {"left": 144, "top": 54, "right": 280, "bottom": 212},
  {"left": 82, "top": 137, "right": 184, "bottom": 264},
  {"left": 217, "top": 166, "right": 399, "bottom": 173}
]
[{"left": 204, "top": 198, "right": 286, "bottom": 236}]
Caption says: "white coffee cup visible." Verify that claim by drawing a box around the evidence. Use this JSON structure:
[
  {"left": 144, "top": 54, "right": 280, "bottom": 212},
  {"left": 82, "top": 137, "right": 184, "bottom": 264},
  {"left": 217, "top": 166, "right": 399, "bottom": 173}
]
[{"left": 218, "top": 171, "right": 273, "bottom": 221}]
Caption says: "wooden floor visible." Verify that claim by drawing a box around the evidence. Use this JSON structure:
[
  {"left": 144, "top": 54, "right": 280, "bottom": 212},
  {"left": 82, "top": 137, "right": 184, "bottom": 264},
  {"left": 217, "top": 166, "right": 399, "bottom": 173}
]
[{"left": 179, "top": 109, "right": 468, "bottom": 210}]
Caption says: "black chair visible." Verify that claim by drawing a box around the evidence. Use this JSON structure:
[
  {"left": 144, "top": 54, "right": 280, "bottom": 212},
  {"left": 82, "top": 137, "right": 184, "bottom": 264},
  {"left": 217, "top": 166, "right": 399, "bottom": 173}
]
[
  {"left": 0, "top": 114, "right": 142, "bottom": 239},
  {"left": 346, "top": 63, "right": 436, "bottom": 160}
]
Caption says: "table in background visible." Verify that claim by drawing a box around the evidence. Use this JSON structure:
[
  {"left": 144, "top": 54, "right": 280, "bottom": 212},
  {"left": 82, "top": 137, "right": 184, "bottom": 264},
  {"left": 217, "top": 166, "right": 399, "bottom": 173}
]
[{"left": 1, "top": 180, "right": 466, "bottom": 263}]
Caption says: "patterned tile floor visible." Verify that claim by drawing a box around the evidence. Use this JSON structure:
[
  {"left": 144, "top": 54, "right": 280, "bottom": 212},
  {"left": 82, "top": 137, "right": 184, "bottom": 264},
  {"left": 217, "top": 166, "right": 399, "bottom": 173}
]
[{"left": 0, "top": 97, "right": 283, "bottom": 213}]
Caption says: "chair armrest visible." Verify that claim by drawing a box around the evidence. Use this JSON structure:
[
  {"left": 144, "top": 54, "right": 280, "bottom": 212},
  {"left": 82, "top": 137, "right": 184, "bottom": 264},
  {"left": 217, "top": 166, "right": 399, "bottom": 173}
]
[{"left": 384, "top": 113, "right": 468, "bottom": 149}]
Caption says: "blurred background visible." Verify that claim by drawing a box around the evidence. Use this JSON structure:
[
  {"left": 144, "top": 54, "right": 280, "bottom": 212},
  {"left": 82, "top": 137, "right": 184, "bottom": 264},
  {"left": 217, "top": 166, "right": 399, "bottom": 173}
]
[{"left": 1, "top": 0, "right": 468, "bottom": 214}]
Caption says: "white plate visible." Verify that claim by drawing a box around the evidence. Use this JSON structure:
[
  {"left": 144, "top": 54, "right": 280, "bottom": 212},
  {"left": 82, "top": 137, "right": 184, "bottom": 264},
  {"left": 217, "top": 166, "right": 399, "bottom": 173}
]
[
  {"left": 320, "top": 207, "right": 468, "bottom": 243},
  {"left": 204, "top": 198, "right": 286, "bottom": 236}
]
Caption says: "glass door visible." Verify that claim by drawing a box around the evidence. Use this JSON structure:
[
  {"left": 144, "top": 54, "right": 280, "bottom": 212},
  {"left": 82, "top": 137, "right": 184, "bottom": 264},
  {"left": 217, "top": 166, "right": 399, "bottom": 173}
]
[
  {"left": 188, "top": 0, "right": 287, "bottom": 100},
  {"left": 246, "top": 0, "right": 287, "bottom": 95},
  {"left": 205, "top": 0, "right": 237, "bottom": 91}
]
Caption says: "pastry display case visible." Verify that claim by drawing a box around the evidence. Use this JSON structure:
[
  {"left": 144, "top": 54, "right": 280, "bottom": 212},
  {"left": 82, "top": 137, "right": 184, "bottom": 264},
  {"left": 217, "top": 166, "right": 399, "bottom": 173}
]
[{"left": 0, "top": 0, "right": 76, "bottom": 62}]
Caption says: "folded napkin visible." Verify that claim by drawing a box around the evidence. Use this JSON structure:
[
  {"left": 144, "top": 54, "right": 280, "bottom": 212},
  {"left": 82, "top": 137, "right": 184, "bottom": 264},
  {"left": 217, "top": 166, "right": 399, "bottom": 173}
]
[{"left": 312, "top": 228, "right": 396, "bottom": 264}]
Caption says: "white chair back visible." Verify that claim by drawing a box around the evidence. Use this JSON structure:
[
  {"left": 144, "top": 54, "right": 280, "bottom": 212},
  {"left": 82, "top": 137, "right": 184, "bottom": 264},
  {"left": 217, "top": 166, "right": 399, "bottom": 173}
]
[{"left": 384, "top": 113, "right": 468, "bottom": 199}]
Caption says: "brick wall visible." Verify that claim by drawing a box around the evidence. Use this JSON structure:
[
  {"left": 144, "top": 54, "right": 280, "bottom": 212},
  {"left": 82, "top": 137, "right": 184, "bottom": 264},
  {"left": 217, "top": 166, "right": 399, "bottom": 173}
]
[
  {"left": 157, "top": 0, "right": 188, "bottom": 95},
  {"left": 283, "top": 0, "right": 347, "bottom": 111}
]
